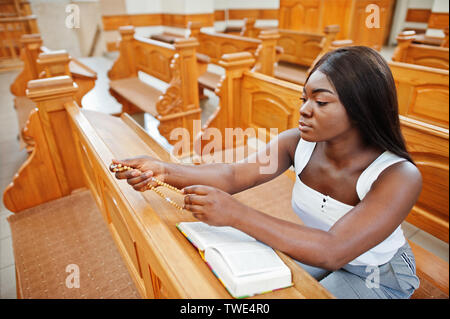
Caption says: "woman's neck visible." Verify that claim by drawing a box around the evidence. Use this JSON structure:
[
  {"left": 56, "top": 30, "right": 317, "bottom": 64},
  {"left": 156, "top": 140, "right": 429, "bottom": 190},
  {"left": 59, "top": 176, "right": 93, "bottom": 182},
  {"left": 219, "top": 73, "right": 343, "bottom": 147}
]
[{"left": 321, "top": 130, "right": 378, "bottom": 169}]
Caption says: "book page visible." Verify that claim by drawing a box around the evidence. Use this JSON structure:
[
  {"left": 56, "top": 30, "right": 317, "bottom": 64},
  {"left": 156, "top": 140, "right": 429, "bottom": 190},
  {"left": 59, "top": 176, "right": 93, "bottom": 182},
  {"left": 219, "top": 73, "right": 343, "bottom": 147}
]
[
  {"left": 179, "top": 222, "right": 255, "bottom": 251},
  {"left": 207, "top": 242, "right": 289, "bottom": 277}
]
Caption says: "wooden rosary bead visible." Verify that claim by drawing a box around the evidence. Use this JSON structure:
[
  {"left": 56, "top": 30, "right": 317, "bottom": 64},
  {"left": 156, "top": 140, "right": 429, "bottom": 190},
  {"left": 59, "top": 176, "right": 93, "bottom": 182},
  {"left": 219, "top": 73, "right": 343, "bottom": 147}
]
[{"left": 110, "top": 162, "right": 184, "bottom": 211}]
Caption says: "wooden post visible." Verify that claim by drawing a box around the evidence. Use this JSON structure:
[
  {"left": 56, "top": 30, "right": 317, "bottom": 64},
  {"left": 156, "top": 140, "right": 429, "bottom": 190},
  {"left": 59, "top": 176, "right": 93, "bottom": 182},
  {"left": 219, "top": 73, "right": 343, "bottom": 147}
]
[
  {"left": 3, "top": 76, "right": 85, "bottom": 213},
  {"left": 107, "top": 25, "right": 137, "bottom": 80},
  {"left": 157, "top": 37, "right": 202, "bottom": 157},
  {"left": 255, "top": 29, "right": 280, "bottom": 76},
  {"left": 187, "top": 21, "right": 202, "bottom": 39},
  {"left": 321, "top": 25, "right": 340, "bottom": 52},
  {"left": 10, "top": 33, "right": 42, "bottom": 96},
  {"left": 37, "top": 50, "right": 71, "bottom": 78},
  {"left": 241, "top": 17, "right": 257, "bottom": 37},
  {"left": 392, "top": 31, "right": 416, "bottom": 62}
]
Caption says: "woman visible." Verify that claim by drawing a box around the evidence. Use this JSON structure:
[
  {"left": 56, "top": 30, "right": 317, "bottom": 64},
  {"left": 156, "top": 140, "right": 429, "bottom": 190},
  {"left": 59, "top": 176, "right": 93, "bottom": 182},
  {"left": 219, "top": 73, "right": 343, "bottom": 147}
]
[{"left": 111, "top": 46, "right": 421, "bottom": 299}]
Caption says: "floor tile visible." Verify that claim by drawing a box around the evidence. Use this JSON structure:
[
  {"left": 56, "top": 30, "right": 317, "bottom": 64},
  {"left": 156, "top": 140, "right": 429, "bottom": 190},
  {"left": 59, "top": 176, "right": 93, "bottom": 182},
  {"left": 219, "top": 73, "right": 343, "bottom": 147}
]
[
  {"left": 0, "top": 236, "right": 14, "bottom": 269},
  {"left": 0, "top": 264, "right": 16, "bottom": 299},
  {"left": 409, "top": 230, "right": 449, "bottom": 262}
]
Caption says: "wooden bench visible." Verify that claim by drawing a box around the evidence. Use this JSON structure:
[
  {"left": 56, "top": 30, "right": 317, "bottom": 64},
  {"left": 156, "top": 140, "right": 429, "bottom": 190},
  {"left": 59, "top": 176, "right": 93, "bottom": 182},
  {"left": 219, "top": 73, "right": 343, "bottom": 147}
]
[
  {"left": 108, "top": 25, "right": 201, "bottom": 155},
  {"left": 194, "top": 52, "right": 302, "bottom": 160},
  {"left": 393, "top": 31, "right": 449, "bottom": 70},
  {"left": 10, "top": 34, "right": 97, "bottom": 152},
  {"left": 3, "top": 75, "right": 334, "bottom": 299},
  {"left": 188, "top": 22, "right": 280, "bottom": 96},
  {"left": 399, "top": 116, "right": 449, "bottom": 299},
  {"left": 389, "top": 61, "right": 449, "bottom": 129},
  {"left": 273, "top": 25, "right": 341, "bottom": 85}
]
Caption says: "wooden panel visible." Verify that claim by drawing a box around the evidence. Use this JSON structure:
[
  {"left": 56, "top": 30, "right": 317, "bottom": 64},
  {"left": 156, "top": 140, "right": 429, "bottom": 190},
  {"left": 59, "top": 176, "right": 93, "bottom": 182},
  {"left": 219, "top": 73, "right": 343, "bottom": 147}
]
[
  {"left": 104, "top": 186, "right": 142, "bottom": 278},
  {"left": 400, "top": 117, "right": 449, "bottom": 243},
  {"left": 406, "top": 9, "right": 431, "bottom": 23},
  {"left": 102, "top": 14, "right": 162, "bottom": 31},
  {"left": 279, "top": 0, "right": 322, "bottom": 32},
  {"left": 390, "top": 61, "right": 449, "bottom": 129},
  {"left": 241, "top": 71, "right": 302, "bottom": 132},
  {"left": 428, "top": 12, "right": 449, "bottom": 30},
  {"left": 278, "top": 29, "right": 323, "bottom": 66},
  {"left": 197, "top": 32, "right": 260, "bottom": 63}
]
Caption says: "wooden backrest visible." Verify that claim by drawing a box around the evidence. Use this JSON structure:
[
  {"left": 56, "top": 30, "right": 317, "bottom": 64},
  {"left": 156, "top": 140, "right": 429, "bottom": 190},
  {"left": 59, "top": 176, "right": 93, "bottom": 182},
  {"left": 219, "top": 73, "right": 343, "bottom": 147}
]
[
  {"left": 277, "top": 25, "right": 340, "bottom": 67},
  {"left": 0, "top": 15, "right": 38, "bottom": 60},
  {"left": 400, "top": 116, "right": 449, "bottom": 243},
  {"left": 188, "top": 22, "right": 279, "bottom": 77},
  {"left": 390, "top": 61, "right": 449, "bottom": 129},
  {"left": 393, "top": 31, "right": 449, "bottom": 70},
  {"left": 10, "top": 34, "right": 97, "bottom": 104},
  {"left": 197, "top": 52, "right": 302, "bottom": 152},
  {"left": 3, "top": 75, "right": 334, "bottom": 299}
]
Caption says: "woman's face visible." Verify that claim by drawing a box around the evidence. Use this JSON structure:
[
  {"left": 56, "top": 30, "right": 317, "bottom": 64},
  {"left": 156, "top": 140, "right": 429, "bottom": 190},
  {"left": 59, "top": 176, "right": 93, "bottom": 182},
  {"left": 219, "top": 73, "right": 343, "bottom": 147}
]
[{"left": 299, "top": 70, "right": 354, "bottom": 142}]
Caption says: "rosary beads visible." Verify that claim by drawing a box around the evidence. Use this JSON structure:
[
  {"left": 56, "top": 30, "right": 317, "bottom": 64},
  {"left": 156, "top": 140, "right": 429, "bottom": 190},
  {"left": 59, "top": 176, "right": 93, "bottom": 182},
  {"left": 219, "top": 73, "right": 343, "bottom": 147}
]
[{"left": 110, "top": 163, "right": 184, "bottom": 211}]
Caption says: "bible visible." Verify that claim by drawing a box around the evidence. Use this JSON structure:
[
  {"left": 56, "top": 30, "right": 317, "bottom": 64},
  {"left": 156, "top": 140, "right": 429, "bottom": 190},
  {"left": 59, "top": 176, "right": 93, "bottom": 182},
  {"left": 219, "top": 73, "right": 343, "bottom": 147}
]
[{"left": 176, "top": 221, "right": 293, "bottom": 298}]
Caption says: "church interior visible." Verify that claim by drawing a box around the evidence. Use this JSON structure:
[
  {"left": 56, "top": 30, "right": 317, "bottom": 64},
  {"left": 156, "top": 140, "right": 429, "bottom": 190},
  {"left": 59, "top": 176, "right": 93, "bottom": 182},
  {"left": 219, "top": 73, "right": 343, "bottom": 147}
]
[{"left": 0, "top": 0, "right": 448, "bottom": 299}]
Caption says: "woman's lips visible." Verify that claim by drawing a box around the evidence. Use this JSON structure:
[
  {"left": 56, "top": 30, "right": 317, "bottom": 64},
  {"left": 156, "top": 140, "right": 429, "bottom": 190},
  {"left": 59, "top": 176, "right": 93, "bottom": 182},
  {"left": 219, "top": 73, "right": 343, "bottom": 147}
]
[{"left": 299, "top": 121, "right": 312, "bottom": 131}]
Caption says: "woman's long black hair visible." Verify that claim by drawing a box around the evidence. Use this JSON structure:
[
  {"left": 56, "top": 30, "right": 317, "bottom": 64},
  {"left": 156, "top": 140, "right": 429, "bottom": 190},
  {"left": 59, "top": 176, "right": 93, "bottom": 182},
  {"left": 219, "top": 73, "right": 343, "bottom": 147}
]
[{"left": 306, "top": 45, "right": 414, "bottom": 163}]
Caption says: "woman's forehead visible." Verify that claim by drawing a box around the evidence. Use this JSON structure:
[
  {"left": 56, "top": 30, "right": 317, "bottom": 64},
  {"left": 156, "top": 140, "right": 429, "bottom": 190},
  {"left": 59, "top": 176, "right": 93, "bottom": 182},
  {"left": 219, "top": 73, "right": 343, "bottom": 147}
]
[{"left": 304, "top": 70, "right": 336, "bottom": 94}]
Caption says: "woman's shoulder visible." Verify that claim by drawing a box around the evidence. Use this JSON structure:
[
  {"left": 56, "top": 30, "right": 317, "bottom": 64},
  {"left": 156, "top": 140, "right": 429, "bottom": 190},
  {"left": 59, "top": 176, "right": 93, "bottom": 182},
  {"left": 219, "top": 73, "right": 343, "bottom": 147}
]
[{"left": 374, "top": 159, "right": 422, "bottom": 193}]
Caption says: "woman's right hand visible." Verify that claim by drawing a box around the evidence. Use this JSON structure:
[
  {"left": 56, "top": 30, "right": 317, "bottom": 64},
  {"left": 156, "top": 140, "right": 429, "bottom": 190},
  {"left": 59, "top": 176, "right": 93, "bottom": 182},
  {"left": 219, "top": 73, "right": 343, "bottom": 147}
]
[{"left": 110, "top": 155, "right": 167, "bottom": 192}]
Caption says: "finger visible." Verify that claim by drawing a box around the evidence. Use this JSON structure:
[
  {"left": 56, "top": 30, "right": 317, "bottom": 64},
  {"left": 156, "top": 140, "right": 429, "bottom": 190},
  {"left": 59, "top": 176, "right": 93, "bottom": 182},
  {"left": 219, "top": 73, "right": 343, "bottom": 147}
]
[
  {"left": 127, "top": 171, "right": 153, "bottom": 186},
  {"left": 184, "top": 194, "right": 208, "bottom": 206},
  {"left": 182, "top": 185, "right": 211, "bottom": 195},
  {"left": 133, "top": 176, "right": 158, "bottom": 192},
  {"left": 111, "top": 158, "right": 140, "bottom": 169},
  {"left": 183, "top": 204, "right": 204, "bottom": 213},
  {"left": 115, "top": 169, "right": 144, "bottom": 180}
]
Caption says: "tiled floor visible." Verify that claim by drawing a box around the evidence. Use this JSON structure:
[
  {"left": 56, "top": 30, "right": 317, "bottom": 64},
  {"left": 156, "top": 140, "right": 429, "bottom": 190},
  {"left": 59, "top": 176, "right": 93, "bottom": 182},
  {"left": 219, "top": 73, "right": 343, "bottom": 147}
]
[{"left": 0, "top": 47, "right": 448, "bottom": 299}]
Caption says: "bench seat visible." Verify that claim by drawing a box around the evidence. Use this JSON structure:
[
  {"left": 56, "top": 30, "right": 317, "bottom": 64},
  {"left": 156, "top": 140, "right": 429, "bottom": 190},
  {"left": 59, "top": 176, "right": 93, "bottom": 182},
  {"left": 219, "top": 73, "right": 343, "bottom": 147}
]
[
  {"left": 109, "top": 77, "right": 162, "bottom": 116},
  {"left": 198, "top": 71, "right": 222, "bottom": 92},
  {"left": 274, "top": 61, "right": 309, "bottom": 85},
  {"left": 409, "top": 240, "right": 449, "bottom": 299},
  {"left": 7, "top": 189, "right": 140, "bottom": 299}
]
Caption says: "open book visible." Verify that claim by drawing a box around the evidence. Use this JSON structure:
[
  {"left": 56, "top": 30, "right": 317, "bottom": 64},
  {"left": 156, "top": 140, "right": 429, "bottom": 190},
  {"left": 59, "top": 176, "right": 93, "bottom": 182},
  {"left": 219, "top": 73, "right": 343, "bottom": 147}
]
[{"left": 176, "top": 221, "right": 293, "bottom": 298}]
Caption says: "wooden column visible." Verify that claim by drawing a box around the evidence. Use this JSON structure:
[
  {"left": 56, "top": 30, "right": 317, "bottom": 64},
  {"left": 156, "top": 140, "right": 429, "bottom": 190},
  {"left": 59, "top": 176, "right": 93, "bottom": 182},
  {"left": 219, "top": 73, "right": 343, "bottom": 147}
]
[
  {"left": 37, "top": 50, "right": 71, "bottom": 77},
  {"left": 10, "top": 33, "right": 42, "bottom": 96},
  {"left": 107, "top": 25, "right": 137, "bottom": 80},
  {"left": 255, "top": 29, "right": 280, "bottom": 76},
  {"left": 392, "top": 31, "right": 416, "bottom": 62},
  {"left": 157, "top": 37, "right": 202, "bottom": 157},
  {"left": 3, "top": 76, "right": 85, "bottom": 213}
]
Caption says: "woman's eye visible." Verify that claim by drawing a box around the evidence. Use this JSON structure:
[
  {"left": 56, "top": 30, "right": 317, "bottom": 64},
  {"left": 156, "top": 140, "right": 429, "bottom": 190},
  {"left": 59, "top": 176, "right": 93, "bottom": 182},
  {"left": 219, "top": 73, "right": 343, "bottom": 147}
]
[
  {"left": 300, "top": 97, "right": 307, "bottom": 103},
  {"left": 317, "top": 101, "right": 328, "bottom": 106}
]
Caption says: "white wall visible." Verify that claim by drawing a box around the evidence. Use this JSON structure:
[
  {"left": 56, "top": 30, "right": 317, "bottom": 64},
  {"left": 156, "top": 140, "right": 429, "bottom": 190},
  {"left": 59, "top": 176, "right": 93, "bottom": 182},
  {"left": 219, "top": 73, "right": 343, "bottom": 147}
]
[{"left": 125, "top": 0, "right": 162, "bottom": 14}]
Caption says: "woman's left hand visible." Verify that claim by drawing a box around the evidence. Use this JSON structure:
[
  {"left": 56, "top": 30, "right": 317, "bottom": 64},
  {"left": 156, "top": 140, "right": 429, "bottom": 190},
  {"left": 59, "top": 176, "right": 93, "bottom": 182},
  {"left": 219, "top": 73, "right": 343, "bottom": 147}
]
[{"left": 182, "top": 185, "right": 246, "bottom": 227}]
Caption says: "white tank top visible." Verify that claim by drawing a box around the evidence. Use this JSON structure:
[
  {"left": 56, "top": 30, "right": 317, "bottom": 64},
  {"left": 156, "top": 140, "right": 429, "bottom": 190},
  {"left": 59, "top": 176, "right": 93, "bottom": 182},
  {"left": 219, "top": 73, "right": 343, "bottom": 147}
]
[{"left": 291, "top": 138, "right": 406, "bottom": 266}]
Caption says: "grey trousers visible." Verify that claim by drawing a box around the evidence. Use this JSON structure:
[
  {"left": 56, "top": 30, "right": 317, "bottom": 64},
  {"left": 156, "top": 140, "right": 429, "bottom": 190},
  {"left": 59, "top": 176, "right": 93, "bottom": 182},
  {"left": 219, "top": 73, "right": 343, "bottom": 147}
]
[{"left": 296, "top": 242, "right": 420, "bottom": 299}]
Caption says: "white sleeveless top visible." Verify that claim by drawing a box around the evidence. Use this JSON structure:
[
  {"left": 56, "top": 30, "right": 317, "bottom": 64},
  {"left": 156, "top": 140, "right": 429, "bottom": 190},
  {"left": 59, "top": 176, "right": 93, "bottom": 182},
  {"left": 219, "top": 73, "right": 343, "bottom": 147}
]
[{"left": 291, "top": 139, "right": 406, "bottom": 266}]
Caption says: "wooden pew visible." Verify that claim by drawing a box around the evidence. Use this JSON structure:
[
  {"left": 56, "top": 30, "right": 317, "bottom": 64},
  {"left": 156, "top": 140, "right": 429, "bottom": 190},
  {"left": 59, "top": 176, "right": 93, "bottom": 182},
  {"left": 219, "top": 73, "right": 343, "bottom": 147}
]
[
  {"left": 188, "top": 22, "right": 280, "bottom": 96},
  {"left": 0, "top": 14, "right": 38, "bottom": 70},
  {"left": 3, "top": 75, "right": 334, "bottom": 299},
  {"left": 399, "top": 116, "right": 449, "bottom": 298},
  {"left": 389, "top": 61, "right": 449, "bottom": 129},
  {"left": 10, "top": 34, "right": 97, "bottom": 152},
  {"left": 195, "top": 52, "right": 302, "bottom": 160},
  {"left": 108, "top": 25, "right": 201, "bottom": 154},
  {"left": 274, "top": 25, "right": 341, "bottom": 85},
  {"left": 393, "top": 31, "right": 449, "bottom": 70}
]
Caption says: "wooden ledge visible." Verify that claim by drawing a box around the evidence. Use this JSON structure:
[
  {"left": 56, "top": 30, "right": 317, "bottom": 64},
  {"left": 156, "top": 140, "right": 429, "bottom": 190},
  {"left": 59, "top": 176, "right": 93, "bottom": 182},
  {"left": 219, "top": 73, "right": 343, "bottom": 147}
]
[
  {"left": 37, "top": 50, "right": 70, "bottom": 64},
  {"left": 219, "top": 52, "right": 255, "bottom": 69},
  {"left": 174, "top": 37, "right": 199, "bottom": 49},
  {"left": 26, "top": 75, "right": 78, "bottom": 100},
  {"left": 258, "top": 29, "right": 280, "bottom": 40}
]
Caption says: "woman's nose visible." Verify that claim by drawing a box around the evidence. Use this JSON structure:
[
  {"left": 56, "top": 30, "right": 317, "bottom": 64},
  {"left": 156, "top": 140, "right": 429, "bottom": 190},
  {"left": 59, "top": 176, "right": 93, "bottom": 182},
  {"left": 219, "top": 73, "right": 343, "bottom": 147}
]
[{"left": 300, "top": 100, "right": 313, "bottom": 117}]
